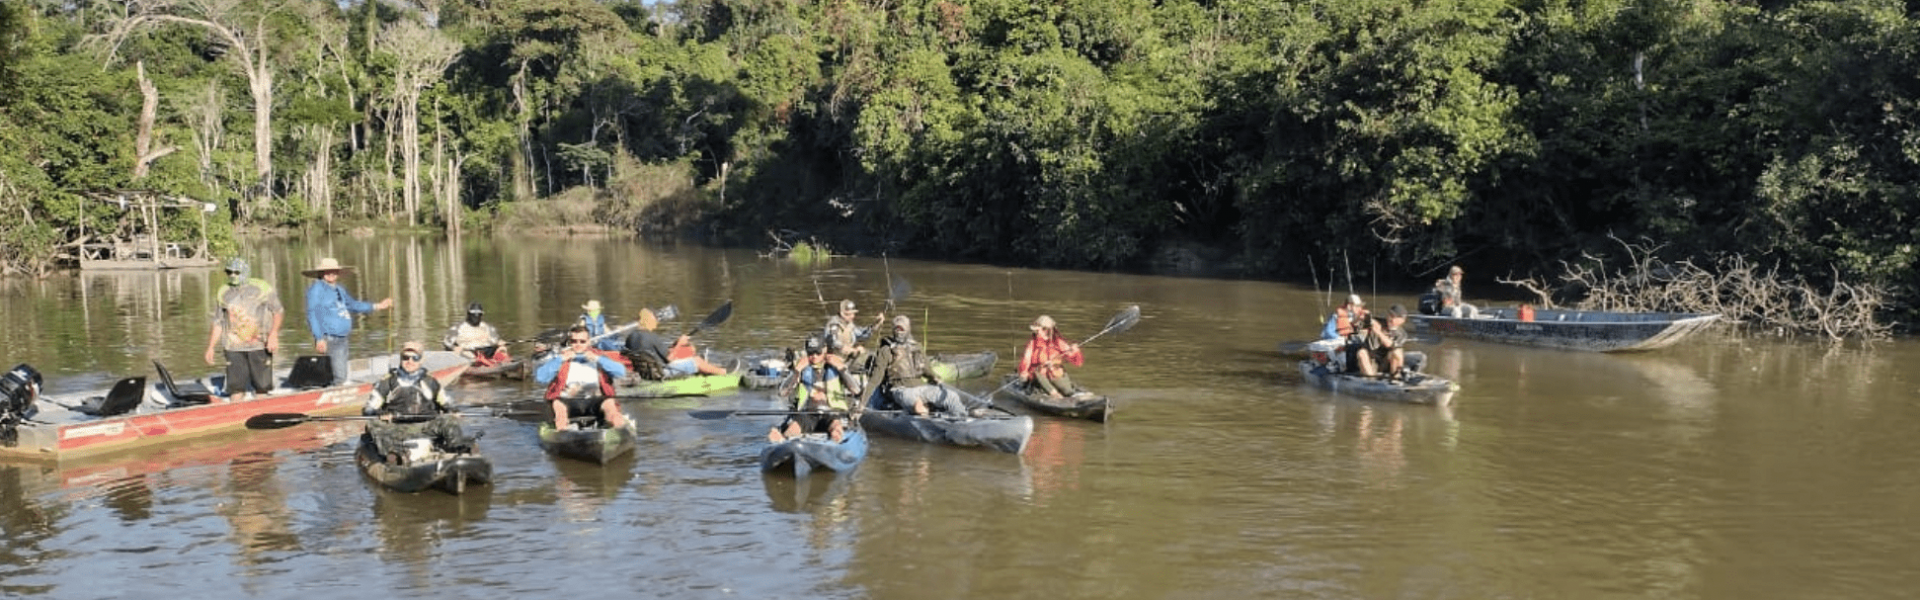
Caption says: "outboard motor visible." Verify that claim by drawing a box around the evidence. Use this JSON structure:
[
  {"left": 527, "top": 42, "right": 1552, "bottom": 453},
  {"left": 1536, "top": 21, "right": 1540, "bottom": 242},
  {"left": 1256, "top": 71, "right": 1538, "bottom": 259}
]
[{"left": 1, "top": 363, "right": 44, "bottom": 447}]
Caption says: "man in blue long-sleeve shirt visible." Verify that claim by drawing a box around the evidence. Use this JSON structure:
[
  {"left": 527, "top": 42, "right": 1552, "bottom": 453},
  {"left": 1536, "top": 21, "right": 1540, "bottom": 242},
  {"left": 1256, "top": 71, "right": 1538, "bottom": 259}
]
[{"left": 304, "top": 257, "right": 392, "bottom": 385}]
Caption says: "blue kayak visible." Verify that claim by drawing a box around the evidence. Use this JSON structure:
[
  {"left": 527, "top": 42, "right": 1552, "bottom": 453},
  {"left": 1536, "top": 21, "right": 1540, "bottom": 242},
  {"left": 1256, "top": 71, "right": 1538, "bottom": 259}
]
[{"left": 759, "top": 428, "right": 868, "bottom": 477}]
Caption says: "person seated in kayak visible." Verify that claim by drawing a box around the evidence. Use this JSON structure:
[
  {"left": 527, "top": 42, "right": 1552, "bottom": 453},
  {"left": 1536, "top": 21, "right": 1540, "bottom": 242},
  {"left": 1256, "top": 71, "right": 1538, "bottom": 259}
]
[
  {"left": 870, "top": 316, "right": 979, "bottom": 417},
  {"left": 1320, "top": 294, "right": 1370, "bottom": 345},
  {"left": 576, "top": 299, "right": 626, "bottom": 352},
  {"left": 621, "top": 308, "right": 727, "bottom": 380},
  {"left": 1350, "top": 305, "right": 1411, "bottom": 380},
  {"left": 824, "top": 299, "right": 883, "bottom": 373},
  {"left": 443, "top": 302, "right": 510, "bottom": 367},
  {"left": 535, "top": 326, "right": 632, "bottom": 430},
  {"left": 363, "top": 342, "right": 471, "bottom": 461},
  {"left": 770, "top": 335, "right": 860, "bottom": 443},
  {"left": 1430, "top": 265, "right": 1478, "bottom": 318},
  {"left": 1018, "top": 315, "right": 1086, "bottom": 399}
]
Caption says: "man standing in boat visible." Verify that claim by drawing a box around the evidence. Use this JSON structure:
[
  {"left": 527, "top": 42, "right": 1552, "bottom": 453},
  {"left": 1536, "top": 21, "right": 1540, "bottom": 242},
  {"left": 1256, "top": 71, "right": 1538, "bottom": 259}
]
[
  {"left": 205, "top": 258, "right": 284, "bottom": 401},
  {"left": 363, "top": 341, "right": 470, "bottom": 461},
  {"left": 536, "top": 325, "right": 633, "bottom": 430},
  {"left": 770, "top": 335, "right": 858, "bottom": 443},
  {"left": 1351, "top": 305, "right": 1411, "bottom": 380},
  {"left": 870, "top": 316, "right": 978, "bottom": 417},
  {"left": 824, "top": 299, "right": 883, "bottom": 373},
  {"left": 304, "top": 257, "right": 393, "bottom": 385}
]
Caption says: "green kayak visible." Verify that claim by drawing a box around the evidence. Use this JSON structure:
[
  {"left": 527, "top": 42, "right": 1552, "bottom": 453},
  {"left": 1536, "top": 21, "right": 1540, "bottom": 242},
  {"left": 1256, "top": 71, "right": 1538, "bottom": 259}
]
[
  {"left": 930, "top": 351, "right": 997, "bottom": 381},
  {"left": 613, "top": 373, "right": 744, "bottom": 398}
]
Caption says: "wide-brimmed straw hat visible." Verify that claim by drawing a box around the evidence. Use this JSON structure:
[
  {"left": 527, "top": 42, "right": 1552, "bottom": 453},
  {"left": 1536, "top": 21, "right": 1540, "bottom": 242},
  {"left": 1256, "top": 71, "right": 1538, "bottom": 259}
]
[
  {"left": 1030, "top": 315, "right": 1057, "bottom": 330},
  {"left": 301, "top": 257, "right": 352, "bottom": 278}
]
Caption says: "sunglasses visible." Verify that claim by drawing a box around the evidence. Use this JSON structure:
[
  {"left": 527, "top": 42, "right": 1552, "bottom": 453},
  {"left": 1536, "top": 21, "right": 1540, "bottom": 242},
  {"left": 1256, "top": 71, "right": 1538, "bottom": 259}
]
[
  {"left": 569, "top": 338, "right": 591, "bottom": 344},
  {"left": 401, "top": 353, "right": 422, "bottom": 362}
]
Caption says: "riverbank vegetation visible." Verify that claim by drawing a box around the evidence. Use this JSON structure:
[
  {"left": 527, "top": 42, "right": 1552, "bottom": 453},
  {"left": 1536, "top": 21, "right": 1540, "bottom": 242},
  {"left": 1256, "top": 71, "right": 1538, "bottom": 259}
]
[{"left": 2, "top": 0, "right": 1917, "bottom": 333}]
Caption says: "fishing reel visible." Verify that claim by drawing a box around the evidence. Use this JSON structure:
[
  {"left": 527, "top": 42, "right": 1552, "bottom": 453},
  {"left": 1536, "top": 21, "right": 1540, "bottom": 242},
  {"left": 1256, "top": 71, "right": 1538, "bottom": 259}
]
[{"left": 0, "top": 363, "right": 43, "bottom": 447}]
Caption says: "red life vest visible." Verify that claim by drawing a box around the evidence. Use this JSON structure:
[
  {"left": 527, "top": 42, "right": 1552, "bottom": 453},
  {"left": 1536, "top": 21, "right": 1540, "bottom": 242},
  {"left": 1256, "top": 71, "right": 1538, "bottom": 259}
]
[
  {"left": 544, "top": 359, "right": 615, "bottom": 400},
  {"left": 1335, "top": 307, "right": 1364, "bottom": 337}
]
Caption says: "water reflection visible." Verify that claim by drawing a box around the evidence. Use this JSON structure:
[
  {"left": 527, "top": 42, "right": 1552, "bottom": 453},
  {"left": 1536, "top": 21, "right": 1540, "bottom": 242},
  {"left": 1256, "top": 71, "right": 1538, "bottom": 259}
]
[
  {"left": 0, "top": 465, "right": 61, "bottom": 597},
  {"left": 760, "top": 470, "right": 853, "bottom": 514},
  {"left": 216, "top": 452, "right": 301, "bottom": 565},
  {"left": 370, "top": 485, "right": 492, "bottom": 572}
]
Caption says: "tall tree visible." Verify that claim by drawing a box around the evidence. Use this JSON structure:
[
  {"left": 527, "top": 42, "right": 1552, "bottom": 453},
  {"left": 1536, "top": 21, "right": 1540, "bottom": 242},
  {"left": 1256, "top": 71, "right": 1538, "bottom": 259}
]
[
  {"left": 377, "top": 18, "right": 461, "bottom": 226},
  {"left": 108, "top": 0, "right": 279, "bottom": 216}
]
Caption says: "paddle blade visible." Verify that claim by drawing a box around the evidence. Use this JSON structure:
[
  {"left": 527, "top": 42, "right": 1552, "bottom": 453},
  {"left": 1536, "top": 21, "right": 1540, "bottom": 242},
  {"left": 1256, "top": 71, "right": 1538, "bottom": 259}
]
[
  {"left": 654, "top": 304, "right": 679, "bottom": 322},
  {"left": 686, "top": 409, "right": 741, "bottom": 420},
  {"left": 686, "top": 300, "right": 733, "bottom": 336},
  {"left": 886, "top": 275, "right": 912, "bottom": 312},
  {"left": 244, "top": 413, "right": 312, "bottom": 429},
  {"left": 1076, "top": 305, "right": 1142, "bottom": 346},
  {"left": 1105, "top": 305, "right": 1142, "bottom": 335}
]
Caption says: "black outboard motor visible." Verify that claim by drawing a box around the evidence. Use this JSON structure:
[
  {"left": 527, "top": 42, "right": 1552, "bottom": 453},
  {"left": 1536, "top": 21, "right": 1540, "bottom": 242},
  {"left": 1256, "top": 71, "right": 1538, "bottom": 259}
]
[{"left": 1, "top": 363, "right": 44, "bottom": 447}]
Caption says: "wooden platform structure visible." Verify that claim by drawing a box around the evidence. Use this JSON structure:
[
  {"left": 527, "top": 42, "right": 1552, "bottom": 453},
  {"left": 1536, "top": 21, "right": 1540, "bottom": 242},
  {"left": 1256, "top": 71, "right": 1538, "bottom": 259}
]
[{"left": 75, "top": 190, "right": 220, "bottom": 270}]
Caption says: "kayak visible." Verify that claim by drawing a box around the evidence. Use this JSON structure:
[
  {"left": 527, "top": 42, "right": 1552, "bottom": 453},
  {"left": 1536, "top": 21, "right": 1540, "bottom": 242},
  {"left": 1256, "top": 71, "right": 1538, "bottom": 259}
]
[
  {"left": 461, "top": 358, "right": 527, "bottom": 380},
  {"left": 614, "top": 373, "right": 743, "bottom": 398},
  {"left": 1295, "top": 343, "right": 1457, "bottom": 406},
  {"left": 930, "top": 351, "right": 996, "bottom": 381},
  {"left": 760, "top": 428, "right": 869, "bottom": 477},
  {"left": 992, "top": 376, "right": 1114, "bottom": 423},
  {"left": 353, "top": 431, "right": 492, "bottom": 494},
  {"left": 537, "top": 420, "right": 639, "bottom": 464},
  {"left": 858, "top": 387, "right": 1033, "bottom": 454}
]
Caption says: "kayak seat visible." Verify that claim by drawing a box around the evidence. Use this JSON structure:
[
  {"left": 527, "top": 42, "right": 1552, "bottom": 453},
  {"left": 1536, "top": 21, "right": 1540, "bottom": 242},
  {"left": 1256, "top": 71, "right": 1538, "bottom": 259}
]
[
  {"left": 75, "top": 376, "right": 147, "bottom": 417},
  {"left": 284, "top": 355, "right": 334, "bottom": 390},
  {"left": 152, "top": 360, "right": 214, "bottom": 407}
]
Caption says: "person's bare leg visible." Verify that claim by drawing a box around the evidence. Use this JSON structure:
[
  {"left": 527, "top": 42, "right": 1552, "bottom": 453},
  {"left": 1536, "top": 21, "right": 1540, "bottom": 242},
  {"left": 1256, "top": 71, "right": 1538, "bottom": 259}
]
[{"left": 551, "top": 400, "right": 571, "bottom": 431}]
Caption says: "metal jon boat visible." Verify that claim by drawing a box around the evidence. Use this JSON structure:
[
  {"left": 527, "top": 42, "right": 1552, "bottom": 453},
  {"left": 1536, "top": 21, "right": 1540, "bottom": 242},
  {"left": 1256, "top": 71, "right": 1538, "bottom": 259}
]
[
  {"left": 1, "top": 352, "right": 469, "bottom": 463},
  {"left": 1408, "top": 307, "right": 1719, "bottom": 352}
]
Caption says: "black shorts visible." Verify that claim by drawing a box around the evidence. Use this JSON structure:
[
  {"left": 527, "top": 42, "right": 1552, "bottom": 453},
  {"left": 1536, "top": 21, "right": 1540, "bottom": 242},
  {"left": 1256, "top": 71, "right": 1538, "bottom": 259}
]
[
  {"left": 225, "top": 350, "right": 274, "bottom": 394},
  {"left": 553, "top": 395, "right": 608, "bottom": 420}
]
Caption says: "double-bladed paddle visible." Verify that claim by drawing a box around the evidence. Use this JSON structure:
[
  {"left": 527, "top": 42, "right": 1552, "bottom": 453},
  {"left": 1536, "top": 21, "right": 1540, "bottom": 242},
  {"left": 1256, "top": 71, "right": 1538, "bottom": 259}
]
[
  {"left": 245, "top": 412, "right": 436, "bottom": 429},
  {"left": 985, "top": 304, "right": 1142, "bottom": 399},
  {"left": 244, "top": 408, "right": 536, "bottom": 429},
  {"left": 502, "top": 305, "right": 679, "bottom": 346}
]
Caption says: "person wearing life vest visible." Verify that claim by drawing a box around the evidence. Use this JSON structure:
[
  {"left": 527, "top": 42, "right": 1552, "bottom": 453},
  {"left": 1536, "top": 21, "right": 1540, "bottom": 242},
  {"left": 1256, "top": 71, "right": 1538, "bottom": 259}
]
[
  {"left": 1320, "top": 294, "right": 1370, "bottom": 344},
  {"left": 823, "top": 299, "right": 884, "bottom": 374},
  {"left": 362, "top": 341, "right": 471, "bottom": 462},
  {"left": 769, "top": 335, "right": 859, "bottom": 443},
  {"left": 1018, "top": 315, "right": 1086, "bottom": 399},
  {"left": 870, "top": 316, "right": 980, "bottom": 417},
  {"left": 535, "top": 325, "right": 631, "bottom": 431},
  {"left": 444, "top": 302, "right": 510, "bottom": 367}
]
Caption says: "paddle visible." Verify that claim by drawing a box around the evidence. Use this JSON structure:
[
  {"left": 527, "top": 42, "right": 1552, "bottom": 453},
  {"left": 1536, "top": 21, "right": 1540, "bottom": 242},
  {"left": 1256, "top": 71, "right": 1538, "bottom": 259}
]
[
  {"left": 683, "top": 300, "right": 732, "bottom": 337},
  {"left": 245, "top": 412, "right": 437, "bottom": 429},
  {"left": 985, "top": 305, "right": 1142, "bottom": 399},
  {"left": 244, "top": 408, "right": 536, "bottom": 429},
  {"left": 502, "top": 305, "right": 678, "bottom": 345},
  {"left": 687, "top": 408, "right": 866, "bottom": 420}
]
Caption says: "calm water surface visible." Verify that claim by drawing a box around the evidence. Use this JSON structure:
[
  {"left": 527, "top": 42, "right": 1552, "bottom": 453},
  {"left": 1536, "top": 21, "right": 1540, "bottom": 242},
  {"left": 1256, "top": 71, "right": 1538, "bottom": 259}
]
[{"left": 2, "top": 235, "right": 1918, "bottom": 599}]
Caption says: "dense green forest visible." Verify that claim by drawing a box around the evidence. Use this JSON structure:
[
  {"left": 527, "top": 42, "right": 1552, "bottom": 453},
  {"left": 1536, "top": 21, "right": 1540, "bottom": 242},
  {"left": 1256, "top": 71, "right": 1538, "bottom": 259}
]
[{"left": 2, "top": 0, "right": 1917, "bottom": 321}]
